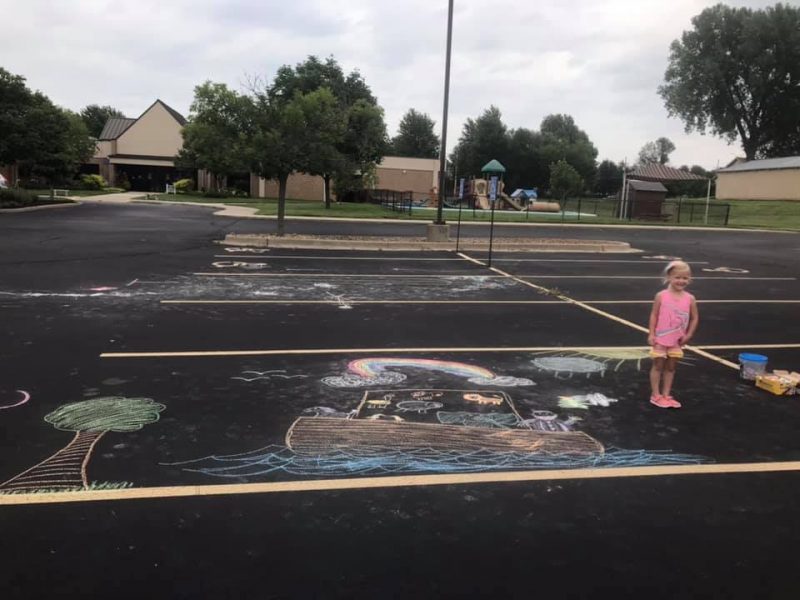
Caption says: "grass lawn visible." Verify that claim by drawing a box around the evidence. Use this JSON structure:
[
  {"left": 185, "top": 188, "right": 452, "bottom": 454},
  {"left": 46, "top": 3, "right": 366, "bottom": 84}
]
[
  {"left": 147, "top": 193, "right": 800, "bottom": 230},
  {"left": 27, "top": 188, "right": 126, "bottom": 197}
]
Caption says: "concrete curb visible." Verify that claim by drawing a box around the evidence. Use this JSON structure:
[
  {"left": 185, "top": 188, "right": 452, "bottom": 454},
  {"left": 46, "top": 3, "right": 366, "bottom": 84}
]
[
  {"left": 0, "top": 201, "right": 79, "bottom": 214},
  {"left": 221, "top": 233, "right": 637, "bottom": 253}
]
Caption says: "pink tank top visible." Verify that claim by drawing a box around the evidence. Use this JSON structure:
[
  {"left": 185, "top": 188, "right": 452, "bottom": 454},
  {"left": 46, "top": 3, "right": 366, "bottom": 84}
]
[{"left": 654, "top": 289, "right": 693, "bottom": 347}]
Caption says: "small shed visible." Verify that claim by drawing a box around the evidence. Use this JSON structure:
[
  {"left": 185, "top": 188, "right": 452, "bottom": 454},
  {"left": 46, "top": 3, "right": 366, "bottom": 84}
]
[
  {"left": 626, "top": 179, "right": 667, "bottom": 218},
  {"left": 511, "top": 188, "right": 538, "bottom": 201}
]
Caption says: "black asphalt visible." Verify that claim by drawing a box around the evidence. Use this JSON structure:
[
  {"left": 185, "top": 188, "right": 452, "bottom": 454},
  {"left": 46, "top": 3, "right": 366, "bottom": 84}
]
[{"left": 2, "top": 202, "right": 800, "bottom": 599}]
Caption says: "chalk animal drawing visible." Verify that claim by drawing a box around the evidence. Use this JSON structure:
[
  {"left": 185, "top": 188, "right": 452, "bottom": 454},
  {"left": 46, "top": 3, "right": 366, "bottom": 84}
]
[
  {"left": 558, "top": 393, "right": 618, "bottom": 410},
  {"left": 167, "top": 389, "right": 710, "bottom": 479},
  {"left": 463, "top": 392, "right": 504, "bottom": 406},
  {"left": 532, "top": 356, "right": 607, "bottom": 379},
  {"left": 365, "top": 399, "right": 391, "bottom": 409},
  {"left": 232, "top": 369, "right": 308, "bottom": 382},
  {"left": 0, "top": 397, "right": 164, "bottom": 494},
  {"left": 302, "top": 406, "right": 356, "bottom": 419},
  {"left": 322, "top": 358, "right": 535, "bottom": 388},
  {"left": 0, "top": 390, "right": 30, "bottom": 410},
  {"left": 395, "top": 401, "right": 444, "bottom": 414},
  {"left": 212, "top": 261, "right": 268, "bottom": 270},
  {"left": 517, "top": 410, "right": 581, "bottom": 432}
]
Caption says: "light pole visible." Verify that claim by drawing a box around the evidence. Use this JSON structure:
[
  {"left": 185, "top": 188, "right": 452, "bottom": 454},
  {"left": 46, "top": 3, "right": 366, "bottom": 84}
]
[{"left": 435, "top": 0, "right": 454, "bottom": 225}]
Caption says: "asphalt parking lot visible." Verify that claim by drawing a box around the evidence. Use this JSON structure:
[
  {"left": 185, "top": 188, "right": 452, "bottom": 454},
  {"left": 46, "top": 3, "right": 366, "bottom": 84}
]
[{"left": 2, "top": 202, "right": 800, "bottom": 598}]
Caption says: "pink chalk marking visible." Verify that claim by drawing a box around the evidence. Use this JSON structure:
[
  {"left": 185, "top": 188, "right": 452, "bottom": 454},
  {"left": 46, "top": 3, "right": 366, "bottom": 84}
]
[
  {"left": 89, "top": 286, "right": 118, "bottom": 292},
  {"left": 0, "top": 390, "right": 30, "bottom": 410}
]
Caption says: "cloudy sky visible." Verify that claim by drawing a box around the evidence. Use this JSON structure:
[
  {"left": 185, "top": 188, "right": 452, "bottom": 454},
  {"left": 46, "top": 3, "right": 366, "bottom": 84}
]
[{"left": 2, "top": 0, "right": 777, "bottom": 169}]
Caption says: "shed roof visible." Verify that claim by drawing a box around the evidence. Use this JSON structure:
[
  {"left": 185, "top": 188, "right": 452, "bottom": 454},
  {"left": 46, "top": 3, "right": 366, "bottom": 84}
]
[
  {"left": 716, "top": 156, "right": 800, "bottom": 173},
  {"left": 628, "top": 179, "right": 667, "bottom": 192},
  {"left": 629, "top": 164, "right": 707, "bottom": 182},
  {"left": 98, "top": 117, "right": 136, "bottom": 140}
]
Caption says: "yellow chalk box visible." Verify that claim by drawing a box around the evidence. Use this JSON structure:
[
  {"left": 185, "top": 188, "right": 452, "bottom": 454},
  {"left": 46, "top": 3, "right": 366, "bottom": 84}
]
[{"left": 755, "top": 374, "right": 798, "bottom": 396}]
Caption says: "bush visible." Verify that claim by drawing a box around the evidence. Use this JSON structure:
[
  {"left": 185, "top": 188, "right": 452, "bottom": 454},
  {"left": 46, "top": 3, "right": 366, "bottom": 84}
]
[
  {"left": 174, "top": 178, "right": 194, "bottom": 193},
  {"left": 117, "top": 172, "right": 131, "bottom": 191},
  {"left": 81, "top": 174, "right": 107, "bottom": 190},
  {"left": 202, "top": 189, "right": 229, "bottom": 198},
  {"left": 0, "top": 188, "right": 38, "bottom": 208}
]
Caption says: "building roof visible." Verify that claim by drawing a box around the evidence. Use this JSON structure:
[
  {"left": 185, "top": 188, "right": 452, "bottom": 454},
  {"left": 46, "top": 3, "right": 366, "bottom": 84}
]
[
  {"left": 98, "top": 117, "right": 136, "bottom": 140},
  {"left": 628, "top": 179, "right": 667, "bottom": 192},
  {"left": 155, "top": 100, "right": 187, "bottom": 126},
  {"left": 511, "top": 188, "right": 538, "bottom": 199},
  {"left": 716, "top": 156, "right": 800, "bottom": 173},
  {"left": 629, "top": 164, "right": 707, "bottom": 182}
]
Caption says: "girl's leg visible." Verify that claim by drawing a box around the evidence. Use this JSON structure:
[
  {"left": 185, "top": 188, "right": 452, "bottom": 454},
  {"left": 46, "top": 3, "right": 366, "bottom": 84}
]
[
  {"left": 662, "top": 358, "right": 678, "bottom": 398},
  {"left": 649, "top": 358, "right": 664, "bottom": 397}
]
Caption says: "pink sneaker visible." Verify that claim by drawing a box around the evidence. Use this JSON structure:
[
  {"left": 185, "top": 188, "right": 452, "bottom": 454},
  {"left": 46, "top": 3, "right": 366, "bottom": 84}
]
[
  {"left": 663, "top": 396, "right": 682, "bottom": 408},
  {"left": 650, "top": 394, "right": 671, "bottom": 408}
]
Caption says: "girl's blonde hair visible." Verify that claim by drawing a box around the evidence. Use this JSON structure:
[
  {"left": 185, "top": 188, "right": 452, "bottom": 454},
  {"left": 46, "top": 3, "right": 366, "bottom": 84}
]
[{"left": 663, "top": 260, "right": 691, "bottom": 283}]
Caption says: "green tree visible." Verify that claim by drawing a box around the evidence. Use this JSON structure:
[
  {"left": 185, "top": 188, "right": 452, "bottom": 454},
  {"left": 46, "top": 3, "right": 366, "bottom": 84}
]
[
  {"left": 178, "top": 81, "right": 253, "bottom": 191},
  {"left": 638, "top": 137, "right": 676, "bottom": 165},
  {"left": 266, "top": 55, "right": 387, "bottom": 207},
  {"left": 504, "top": 128, "right": 547, "bottom": 191},
  {"left": 80, "top": 104, "right": 125, "bottom": 138},
  {"left": 0, "top": 397, "right": 165, "bottom": 493},
  {"left": 659, "top": 3, "right": 800, "bottom": 160},
  {"left": 0, "top": 67, "right": 35, "bottom": 167},
  {"left": 538, "top": 114, "right": 598, "bottom": 186},
  {"left": 594, "top": 159, "right": 624, "bottom": 195},
  {"left": 549, "top": 159, "right": 584, "bottom": 201},
  {"left": 391, "top": 109, "right": 439, "bottom": 158},
  {"left": 450, "top": 106, "right": 509, "bottom": 180}
]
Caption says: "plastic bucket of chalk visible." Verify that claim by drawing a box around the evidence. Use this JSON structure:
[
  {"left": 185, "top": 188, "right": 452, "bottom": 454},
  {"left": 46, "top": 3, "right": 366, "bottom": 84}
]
[{"left": 738, "top": 353, "right": 768, "bottom": 381}]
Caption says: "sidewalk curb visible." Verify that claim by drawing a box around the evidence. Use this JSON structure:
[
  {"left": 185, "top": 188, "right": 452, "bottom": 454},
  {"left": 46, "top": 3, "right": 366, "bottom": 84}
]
[
  {"left": 0, "top": 201, "right": 79, "bottom": 214},
  {"left": 220, "top": 234, "right": 638, "bottom": 253}
]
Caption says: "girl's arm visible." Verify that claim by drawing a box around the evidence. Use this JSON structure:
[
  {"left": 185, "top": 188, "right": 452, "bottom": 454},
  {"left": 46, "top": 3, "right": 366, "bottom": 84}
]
[
  {"left": 647, "top": 294, "right": 661, "bottom": 346},
  {"left": 681, "top": 297, "right": 700, "bottom": 345}
]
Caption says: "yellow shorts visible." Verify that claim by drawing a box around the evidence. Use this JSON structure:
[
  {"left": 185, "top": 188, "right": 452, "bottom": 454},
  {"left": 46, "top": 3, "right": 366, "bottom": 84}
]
[{"left": 650, "top": 344, "right": 684, "bottom": 359}]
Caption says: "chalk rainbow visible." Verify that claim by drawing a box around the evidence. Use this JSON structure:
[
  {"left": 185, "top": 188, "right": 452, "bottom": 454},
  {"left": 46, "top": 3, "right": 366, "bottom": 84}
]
[{"left": 348, "top": 358, "right": 496, "bottom": 381}]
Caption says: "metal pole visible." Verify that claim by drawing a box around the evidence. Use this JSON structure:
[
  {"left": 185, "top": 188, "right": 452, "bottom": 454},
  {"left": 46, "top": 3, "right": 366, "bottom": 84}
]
[
  {"left": 704, "top": 178, "right": 712, "bottom": 224},
  {"left": 456, "top": 195, "right": 463, "bottom": 252},
  {"left": 435, "top": 0, "right": 454, "bottom": 226},
  {"left": 488, "top": 193, "right": 496, "bottom": 268},
  {"left": 620, "top": 169, "right": 627, "bottom": 220}
]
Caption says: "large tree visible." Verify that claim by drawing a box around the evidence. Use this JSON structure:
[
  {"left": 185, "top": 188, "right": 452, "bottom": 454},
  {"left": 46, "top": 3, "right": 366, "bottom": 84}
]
[
  {"left": 638, "top": 137, "right": 676, "bottom": 165},
  {"left": 550, "top": 159, "right": 584, "bottom": 202},
  {"left": 178, "top": 81, "right": 253, "bottom": 191},
  {"left": 594, "top": 159, "right": 624, "bottom": 195},
  {"left": 391, "top": 109, "right": 439, "bottom": 158},
  {"left": 450, "top": 106, "right": 509, "bottom": 181},
  {"left": 80, "top": 104, "right": 125, "bottom": 138},
  {"left": 659, "top": 3, "right": 800, "bottom": 160},
  {"left": 266, "top": 55, "right": 387, "bottom": 206},
  {"left": 538, "top": 114, "right": 598, "bottom": 186}
]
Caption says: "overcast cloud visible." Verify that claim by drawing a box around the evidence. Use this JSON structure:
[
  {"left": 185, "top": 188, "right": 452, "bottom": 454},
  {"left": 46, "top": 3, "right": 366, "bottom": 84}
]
[{"left": 1, "top": 0, "right": 779, "bottom": 169}]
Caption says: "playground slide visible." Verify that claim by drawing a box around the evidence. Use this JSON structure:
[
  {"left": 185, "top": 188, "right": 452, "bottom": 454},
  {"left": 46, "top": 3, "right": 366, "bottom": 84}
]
[
  {"left": 499, "top": 193, "right": 526, "bottom": 211},
  {"left": 475, "top": 196, "right": 491, "bottom": 210}
]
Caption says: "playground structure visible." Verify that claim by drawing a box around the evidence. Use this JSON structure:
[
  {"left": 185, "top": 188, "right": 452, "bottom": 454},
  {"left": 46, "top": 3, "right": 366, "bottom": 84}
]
[{"left": 464, "top": 178, "right": 560, "bottom": 213}]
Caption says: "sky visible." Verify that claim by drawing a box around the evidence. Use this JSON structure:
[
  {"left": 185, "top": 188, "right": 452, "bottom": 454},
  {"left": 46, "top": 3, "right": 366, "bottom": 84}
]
[{"left": 1, "top": 0, "right": 779, "bottom": 170}]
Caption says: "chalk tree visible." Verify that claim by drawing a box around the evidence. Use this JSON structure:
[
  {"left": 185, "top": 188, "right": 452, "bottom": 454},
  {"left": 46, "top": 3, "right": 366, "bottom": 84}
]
[{"left": 0, "top": 397, "right": 165, "bottom": 493}]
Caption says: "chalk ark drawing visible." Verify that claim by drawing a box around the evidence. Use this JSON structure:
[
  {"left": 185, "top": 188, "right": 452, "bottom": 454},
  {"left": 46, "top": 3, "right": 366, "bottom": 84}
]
[
  {"left": 517, "top": 410, "right": 581, "bottom": 432},
  {"left": 1, "top": 390, "right": 30, "bottom": 410},
  {"left": 558, "top": 393, "right": 618, "bottom": 410},
  {"left": 232, "top": 369, "right": 308, "bottom": 382},
  {"left": 532, "top": 356, "right": 607, "bottom": 379},
  {"left": 702, "top": 266, "right": 749, "bottom": 274},
  {"left": 212, "top": 261, "right": 268, "bottom": 270},
  {"left": 322, "top": 358, "right": 535, "bottom": 388},
  {"left": 1, "top": 397, "right": 164, "bottom": 494}
]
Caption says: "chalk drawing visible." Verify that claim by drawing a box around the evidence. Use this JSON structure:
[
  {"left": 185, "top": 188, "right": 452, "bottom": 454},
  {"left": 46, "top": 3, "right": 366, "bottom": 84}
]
[
  {"left": 302, "top": 406, "right": 356, "bottom": 419},
  {"left": 558, "top": 393, "right": 618, "bottom": 410},
  {"left": 166, "top": 445, "right": 709, "bottom": 478},
  {"left": 395, "top": 401, "right": 444, "bottom": 414},
  {"left": 463, "top": 392, "right": 504, "bottom": 406},
  {"left": 366, "top": 414, "right": 405, "bottom": 422},
  {"left": 532, "top": 356, "right": 606, "bottom": 379},
  {"left": 0, "top": 397, "right": 164, "bottom": 494},
  {"left": 0, "top": 390, "right": 30, "bottom": 410},
  {"left": 517, "top": 410, "right": 581, "bottom": 432},
  {"left": 437, "top": 412, "right": 519, "bottom": 429},
  {"left": 365, "top": 399, "right": 391, "bottom": 409},
  {"left": 89, "top": 286, "right": 117, "bottom": 292},
  {"left": 224, "top": 247, "right": 269, "bottom": 253},
  {"left": 325, "top": 292, "right": 353, "bottom": 310},
  {"left": 232, "top": 369, "right": 308, "bottom": 382},
  {"left": 212, "top": 261, "right": 268, "bottom": 270},
  {"left": 643, "top": 255, "right": 681, "bottom": 260},
  {"left": 322, "top": 358, "right": 535, "bottom": 388},
  {"left": 702, "top": 266, "right": 749, "bottom": 274}
]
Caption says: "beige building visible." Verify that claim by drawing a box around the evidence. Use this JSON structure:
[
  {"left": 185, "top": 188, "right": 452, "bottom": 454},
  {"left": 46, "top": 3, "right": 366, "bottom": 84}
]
[
  {"left": 716, "top": 156, "right": 800, "bottom": 201},
  {"left": 90, "top": 100, "right": 190, "bottom": 192},
  {"left": 251, "top": 156, "right": 440, "bottom": 201}
]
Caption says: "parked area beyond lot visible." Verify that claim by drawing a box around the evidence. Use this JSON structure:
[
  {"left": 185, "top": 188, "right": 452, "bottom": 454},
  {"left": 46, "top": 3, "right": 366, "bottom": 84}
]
[{"left": 1, "top": 202, "right": 799, "bottom": 598}]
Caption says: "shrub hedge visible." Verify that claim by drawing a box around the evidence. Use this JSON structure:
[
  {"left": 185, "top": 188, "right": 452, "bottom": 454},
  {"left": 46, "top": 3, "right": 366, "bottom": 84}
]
[{"left": 0, "top": 188, "right": 38, "bottom": 208}]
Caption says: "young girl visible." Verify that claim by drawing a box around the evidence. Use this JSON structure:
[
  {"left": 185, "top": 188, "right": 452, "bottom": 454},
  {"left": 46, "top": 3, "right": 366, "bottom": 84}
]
[{"left": 648, "top": 260, "right": 699, "bottom": 409}]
